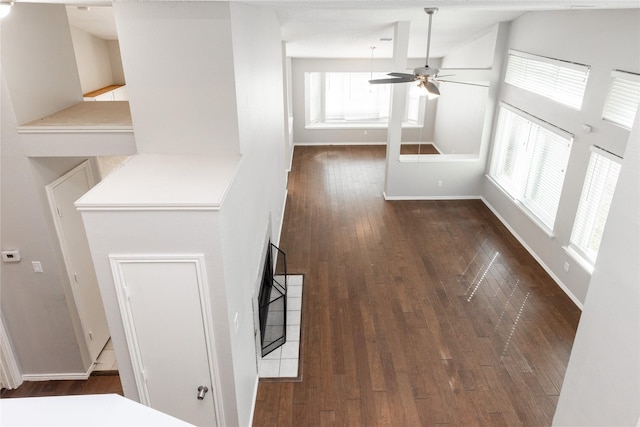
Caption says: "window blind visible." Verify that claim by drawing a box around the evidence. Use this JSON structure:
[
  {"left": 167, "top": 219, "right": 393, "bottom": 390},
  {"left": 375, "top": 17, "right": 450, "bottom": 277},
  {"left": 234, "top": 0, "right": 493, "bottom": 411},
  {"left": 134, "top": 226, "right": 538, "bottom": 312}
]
[
  {"left": 602, "top": 70, "right": 640, "bottom": 130},
  {"left": 504, "top": 50, "right": 590, "bottom": 110},
  {"left": 569, "top": 147, "right": 622, "bottom": 265},
  {"left": 490, "top": 105, "right": 573, "bottom": 232}
]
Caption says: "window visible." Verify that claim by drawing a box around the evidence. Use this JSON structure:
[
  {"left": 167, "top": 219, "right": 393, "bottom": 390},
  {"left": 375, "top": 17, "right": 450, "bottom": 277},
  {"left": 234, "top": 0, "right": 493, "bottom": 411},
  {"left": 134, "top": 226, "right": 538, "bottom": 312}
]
[
  {"left": 305, "top": 72, "right": 423, "bottom": 127},
  {"left": 569, "top": 147, "right": 622, "bottom": 269},
  {"left": 602, "top": 70, "right": 640, "bottom": 130},
  {"left": 490, "top": 104, "right": 573, "bottom": 233},
  {"left": 504, "top": 50, "right": 590, "bottom": 110}
]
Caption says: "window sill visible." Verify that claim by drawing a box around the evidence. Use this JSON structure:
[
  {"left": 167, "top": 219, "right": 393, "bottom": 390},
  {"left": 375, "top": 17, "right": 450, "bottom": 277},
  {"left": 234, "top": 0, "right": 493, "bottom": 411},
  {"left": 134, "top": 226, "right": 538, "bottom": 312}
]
[
  {"left": 563, "top": 246, "right": 594, "bottom": 275},
  {"left": 399, "top": 154, "right": 479, "bottom": 162},
  {"left": 486, "top": 175, "right": 555, "bottom": 238},
  {"left": 305, "top": 122, "right": 422, "bottom": 130}
]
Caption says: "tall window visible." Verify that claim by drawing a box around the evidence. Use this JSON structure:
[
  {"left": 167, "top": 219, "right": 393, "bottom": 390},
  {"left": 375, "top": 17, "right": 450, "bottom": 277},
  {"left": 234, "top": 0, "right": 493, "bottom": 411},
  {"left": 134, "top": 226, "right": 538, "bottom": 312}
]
[
  {"left": 490, "top": 104, "right": 573, "bottom": 233},
  {"left": 305, "top": 72, "right": 423, "bottom": 126},
  {"left": 602, "top": 70, "right": 640, "bottom": 130},
  {"left": 569, "top": 148, "right": 622, "bottom": 269},
  {"left": 504, "top": 50, "right": 590, "bottom": 110}
]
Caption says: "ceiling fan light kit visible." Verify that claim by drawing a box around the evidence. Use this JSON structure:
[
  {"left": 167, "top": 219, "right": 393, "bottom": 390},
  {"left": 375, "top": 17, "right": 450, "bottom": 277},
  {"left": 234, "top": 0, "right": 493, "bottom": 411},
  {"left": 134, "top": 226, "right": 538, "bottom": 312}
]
[{"left": 0, "top": 1, "right": 14, "bottom": 19}]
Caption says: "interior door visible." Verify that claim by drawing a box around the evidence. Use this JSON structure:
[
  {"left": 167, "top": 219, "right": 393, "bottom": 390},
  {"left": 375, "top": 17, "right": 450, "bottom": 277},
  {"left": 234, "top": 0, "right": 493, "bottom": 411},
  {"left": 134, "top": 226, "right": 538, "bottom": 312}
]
[
  {"left": 110, "top": 255, "right": 221, "bottom": 427},
  {"left": 47, "top": 161, "right": 110, "bottom": 362}
]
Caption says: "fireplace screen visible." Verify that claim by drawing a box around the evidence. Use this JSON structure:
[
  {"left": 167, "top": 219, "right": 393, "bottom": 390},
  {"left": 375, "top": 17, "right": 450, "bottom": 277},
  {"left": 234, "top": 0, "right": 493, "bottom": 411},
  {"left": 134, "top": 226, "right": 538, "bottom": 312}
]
[{"left": 258, "top": 242, "right": 287, "bottom": 357}]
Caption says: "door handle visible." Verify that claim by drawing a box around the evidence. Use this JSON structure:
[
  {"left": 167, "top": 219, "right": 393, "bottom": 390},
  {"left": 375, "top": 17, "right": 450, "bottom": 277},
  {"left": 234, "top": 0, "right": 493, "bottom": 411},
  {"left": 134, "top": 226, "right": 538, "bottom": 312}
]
[{"left": 197, "top": 385, "right": 209, "bottom": 400}]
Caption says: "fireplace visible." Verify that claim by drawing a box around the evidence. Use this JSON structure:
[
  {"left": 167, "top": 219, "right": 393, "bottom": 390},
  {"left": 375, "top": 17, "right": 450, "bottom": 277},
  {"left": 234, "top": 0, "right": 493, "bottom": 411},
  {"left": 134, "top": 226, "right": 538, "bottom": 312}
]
[{"left": 258, "top": 242, "right": 287, "bottom": 357}]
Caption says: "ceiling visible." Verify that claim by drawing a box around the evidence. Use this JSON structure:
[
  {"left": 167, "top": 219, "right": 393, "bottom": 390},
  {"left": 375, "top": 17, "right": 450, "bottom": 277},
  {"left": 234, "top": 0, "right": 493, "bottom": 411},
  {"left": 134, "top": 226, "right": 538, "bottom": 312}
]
[{"left": 63, "top": 1, "right": 639, "bottom": 59}]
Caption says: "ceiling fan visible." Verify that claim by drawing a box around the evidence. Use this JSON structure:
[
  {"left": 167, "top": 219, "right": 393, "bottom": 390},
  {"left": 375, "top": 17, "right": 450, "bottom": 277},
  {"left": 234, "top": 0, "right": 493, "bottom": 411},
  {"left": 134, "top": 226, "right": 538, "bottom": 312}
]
[{"left": 369, "top": 7, "right": 486, "bottom": 99}]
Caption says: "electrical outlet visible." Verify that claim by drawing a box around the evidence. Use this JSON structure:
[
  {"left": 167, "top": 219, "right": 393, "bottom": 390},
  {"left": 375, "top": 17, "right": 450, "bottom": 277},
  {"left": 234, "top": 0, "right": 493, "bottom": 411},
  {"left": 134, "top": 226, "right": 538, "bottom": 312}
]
[
  {"left": 437, "top": 180, "right": 443, "bottom": 187},
  {"left": 32, "top": 261, "right": 43, "bottom": 273},
  {"left": 563, "top": 261, "right": 570, "bottom": 272}
]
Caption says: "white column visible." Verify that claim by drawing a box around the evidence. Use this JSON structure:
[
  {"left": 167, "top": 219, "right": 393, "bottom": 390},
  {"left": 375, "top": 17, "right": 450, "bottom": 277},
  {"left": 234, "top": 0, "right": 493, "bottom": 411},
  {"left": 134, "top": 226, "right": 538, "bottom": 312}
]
[{"left": 383, "top": 21, "right": 410, "bottom": 197}]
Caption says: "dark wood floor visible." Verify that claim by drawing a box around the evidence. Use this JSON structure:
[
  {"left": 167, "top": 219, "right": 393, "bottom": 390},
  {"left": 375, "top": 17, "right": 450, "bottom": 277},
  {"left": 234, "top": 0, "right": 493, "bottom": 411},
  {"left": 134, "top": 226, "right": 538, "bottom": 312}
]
[
  {"left": 1, "top": 145, "right": 581, "bottom": 426},
  {"left": 400, "top": 143, "right": 440, "bottom": 155},
  {"left": 254, "top": 145, "right": 581, "bottom": 426},
  {"left": 1, "top": 374, "right": 123, "bottom": 399}
]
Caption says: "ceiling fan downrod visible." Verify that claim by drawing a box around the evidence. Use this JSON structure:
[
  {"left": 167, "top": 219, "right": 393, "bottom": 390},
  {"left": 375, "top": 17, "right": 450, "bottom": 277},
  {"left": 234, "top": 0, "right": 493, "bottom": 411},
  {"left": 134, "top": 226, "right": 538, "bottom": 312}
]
[{"left": 424, "top": 7, "right": 438, "bottom": 68}]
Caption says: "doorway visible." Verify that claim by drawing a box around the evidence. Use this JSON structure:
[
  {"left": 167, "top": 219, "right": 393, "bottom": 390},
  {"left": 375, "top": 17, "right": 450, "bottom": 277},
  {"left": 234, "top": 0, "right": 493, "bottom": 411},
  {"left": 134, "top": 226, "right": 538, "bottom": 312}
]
[{"left": 46, "top": 161, "right": 110, "bottom": 365}]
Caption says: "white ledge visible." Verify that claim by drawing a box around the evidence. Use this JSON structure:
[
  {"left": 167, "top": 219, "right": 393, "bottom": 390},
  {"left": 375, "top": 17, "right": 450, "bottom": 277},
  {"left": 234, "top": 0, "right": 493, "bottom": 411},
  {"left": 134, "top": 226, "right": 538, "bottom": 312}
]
[
  {"left": 398, "top": 153, "right": 479, "bottom": 162},
  {"left": 76, "top": 154, "right": 242, "bottom": 211}
]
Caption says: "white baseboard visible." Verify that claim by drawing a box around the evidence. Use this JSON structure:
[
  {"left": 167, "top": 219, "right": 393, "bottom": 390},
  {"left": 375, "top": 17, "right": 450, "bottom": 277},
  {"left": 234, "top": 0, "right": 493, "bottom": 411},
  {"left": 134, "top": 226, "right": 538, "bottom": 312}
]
[
  {"left": 22, "top": 369, "right": 92, "bottom": 382},
  {"left": 383, "top": 193, "right": 482, "bottom": 201},
  {"left": 481, "top": 197, "right": 584, "bottom": 310},
  {"left": 293, "top": 141, "right": 387, "bottom": 146},
  {"left": 248, "top": 375, "right": 260, "bottom": 427}
]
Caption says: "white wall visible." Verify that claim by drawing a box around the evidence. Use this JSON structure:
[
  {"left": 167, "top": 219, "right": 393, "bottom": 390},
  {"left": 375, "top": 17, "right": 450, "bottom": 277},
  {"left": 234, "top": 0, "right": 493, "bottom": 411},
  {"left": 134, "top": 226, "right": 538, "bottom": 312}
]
[
  {"left": 1, "top": 3, "right": 82, "bottom": 124},
  {"left": 432, "top": 82, "right": 489, "bottom": 154},
  {"left": 431, "top": 27, "right": 497, "bottom": 155},
  {"left": 77, "top": 4, "right": 289, "bottom": 426},
  {"left": 69, "top": 26, "right": 114, "bottom": 94},
  {"left": 222, "top": 5, "right": 288, "bottom": 425},
  {"left": 553, "top": 110, "right": 639, "bottom": 426},
  {"left": 0, "top": 4, "right": 98, "bottom": 378},
  {"left": 114, "top": 2, "right": 240, "bottom": 155},
  {"left": 107, "top": 41, "right": 125, "bottom": 85},
  {"left": 384, "top": 22, "right": 509, "bottom": 199},
  {"left": 481, "top": 9, "right": 640, "bottom": 306}
]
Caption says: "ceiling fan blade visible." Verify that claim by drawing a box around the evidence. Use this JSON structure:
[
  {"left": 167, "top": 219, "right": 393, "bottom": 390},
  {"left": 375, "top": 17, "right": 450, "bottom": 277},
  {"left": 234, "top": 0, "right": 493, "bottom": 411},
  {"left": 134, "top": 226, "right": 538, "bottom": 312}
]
[
  {"left": 369, "top": 77, "right": 416, "bottom": 84},
  {"left": 435, "top": 79, "right": 490, "bottom": 88},
  {"left": 387, "top": 72, "right": 416, "bottom": 79},
  {"left": 435, "top": 74, "right": 455, "bottom": 78},
  {"left": 425, "top": 80, "right": 440, "bottom": 96}
]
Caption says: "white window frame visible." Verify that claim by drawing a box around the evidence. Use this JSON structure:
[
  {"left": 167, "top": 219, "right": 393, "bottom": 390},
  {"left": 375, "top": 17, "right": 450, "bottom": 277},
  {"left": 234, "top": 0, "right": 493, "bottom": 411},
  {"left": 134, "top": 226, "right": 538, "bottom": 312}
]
[
  {"left": 489, "top": 103, "right": 573, "bottom": 235},
  {"left": 602, "top": 69, "right": 640, "bottom": 130},
  {"left": 504, "top": 50, "right": 590, "bottom": 110},
  {"left": 304, "top": 71, "right": 425, "bottom": 129},
  {"left": 565, "top": 146, "right": 622, "bottom": 274}
]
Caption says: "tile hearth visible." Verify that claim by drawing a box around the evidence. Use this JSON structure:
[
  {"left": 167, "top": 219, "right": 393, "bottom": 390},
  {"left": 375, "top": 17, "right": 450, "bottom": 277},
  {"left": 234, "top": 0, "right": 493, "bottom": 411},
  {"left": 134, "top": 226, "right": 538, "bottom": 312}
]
[{"left": 258, "top": 274, "right": 303, "bottom": 379}]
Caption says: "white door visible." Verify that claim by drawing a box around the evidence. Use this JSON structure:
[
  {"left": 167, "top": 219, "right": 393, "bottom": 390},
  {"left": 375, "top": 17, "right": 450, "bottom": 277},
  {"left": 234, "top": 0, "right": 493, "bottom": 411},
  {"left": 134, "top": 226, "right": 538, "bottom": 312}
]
[
  {"left": 47, "top": 161, "right": 110, "bottom": 362},
  {"left": 110, "top": 255, "right": 222, "bottom": 427}
]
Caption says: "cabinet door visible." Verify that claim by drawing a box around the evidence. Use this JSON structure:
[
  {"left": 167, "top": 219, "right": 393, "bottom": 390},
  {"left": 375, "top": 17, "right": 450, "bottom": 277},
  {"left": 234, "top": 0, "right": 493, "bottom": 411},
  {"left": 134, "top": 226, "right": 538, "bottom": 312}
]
[{"left": 111, "top": 255, "right": 222, "bottom": 427}]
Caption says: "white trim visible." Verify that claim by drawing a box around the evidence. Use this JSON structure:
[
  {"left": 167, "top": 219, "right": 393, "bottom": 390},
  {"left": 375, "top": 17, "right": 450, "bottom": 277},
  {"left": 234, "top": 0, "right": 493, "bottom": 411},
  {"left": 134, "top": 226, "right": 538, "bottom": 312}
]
[
  {"left": 500, "top": 102, "right": 574, "bottom": 141},
  {"left": 305, "top": 122, "right": 422, "bottom": 130},
  {"left": 75, "top": 204, "right": 223, "bottom": 212},
  {"left": 481, "top": 197, "right": 584, "bottom": 310},
  {"left": 17, "top": 126, "right": 133, "bottom": 134},
  {"left": 611, "top": 69, "right": 640, "bottom": 82},
  {"left": 275, "top": 182, "right": 288, "bottom": 250},
  {"left": 590, "top": 145, "right": 624, "bottom": 162},
  {"left": 293, "top": 141, "right": 387, "bottom": 146},
  {"left": 383, "top": 194, "right": 482, "bottom": 201},
  {"left": 0, "top": 319, "right": 22, "bottom": 389},
  {"left": 486, "top": 175, "right": 555, "bottom": 239},
  {"left": 563, "top": 245, "right": 595, "bottom": 275},
  {"left": 109, "top": 254, "right": 225, "bottom": 426},
  {"left": 22, "top": 370, "right": 92, "bottom": 382},
  {"left": 248, "top": 376, "right": 260, "bottom": 427},
  {"left": 508, "top": 49, "right": 590, "bottom": 73},
  {"left": 398, "top": 153, "right": 479, "bottom": 162}
]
